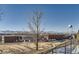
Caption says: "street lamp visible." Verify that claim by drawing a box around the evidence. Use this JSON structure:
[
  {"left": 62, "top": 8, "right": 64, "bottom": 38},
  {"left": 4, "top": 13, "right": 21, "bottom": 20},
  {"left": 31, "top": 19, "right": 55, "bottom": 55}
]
[{"left": 68, "top": 25, "right": 73, "bottom": 54}]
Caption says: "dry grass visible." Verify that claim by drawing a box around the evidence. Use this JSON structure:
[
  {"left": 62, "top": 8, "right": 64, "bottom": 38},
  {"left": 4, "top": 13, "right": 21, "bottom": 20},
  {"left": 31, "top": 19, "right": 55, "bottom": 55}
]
[{"left": 0, "top": 40, "right": 69, "bottom": 54}]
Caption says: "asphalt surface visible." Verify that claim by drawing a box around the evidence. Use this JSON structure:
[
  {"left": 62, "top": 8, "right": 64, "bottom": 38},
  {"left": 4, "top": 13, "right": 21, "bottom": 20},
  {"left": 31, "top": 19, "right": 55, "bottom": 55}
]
[{"left": 49, "top": 39, "right": 79, "bottom": 54}]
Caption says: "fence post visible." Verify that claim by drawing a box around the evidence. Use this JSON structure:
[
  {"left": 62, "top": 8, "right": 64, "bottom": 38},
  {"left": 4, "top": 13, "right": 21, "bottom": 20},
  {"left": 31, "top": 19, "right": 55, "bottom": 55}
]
[
  {"left": 70, "top": 39, "right": 72, "bottom": 54},
  {"left": 52, "top": 49, "right": 54, "bottom": 54},
  {"left": 64, "top": 42, "right": 66, "bottom": 54}
]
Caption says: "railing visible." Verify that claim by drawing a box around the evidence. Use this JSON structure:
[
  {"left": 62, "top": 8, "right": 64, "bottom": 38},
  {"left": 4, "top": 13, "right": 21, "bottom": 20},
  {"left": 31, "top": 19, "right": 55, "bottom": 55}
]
[{"left": 37, "top": 39, "right": 78, "bottom": 54}]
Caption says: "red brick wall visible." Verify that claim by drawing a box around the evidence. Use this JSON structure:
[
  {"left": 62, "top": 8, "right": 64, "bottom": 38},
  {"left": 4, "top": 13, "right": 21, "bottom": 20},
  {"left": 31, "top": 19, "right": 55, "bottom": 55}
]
[
  {"left": 4, "top": 36, "right": 18, "bottom": 43},
  {"left": 48, "top": 34, "right": 65, "bottom": 39}
]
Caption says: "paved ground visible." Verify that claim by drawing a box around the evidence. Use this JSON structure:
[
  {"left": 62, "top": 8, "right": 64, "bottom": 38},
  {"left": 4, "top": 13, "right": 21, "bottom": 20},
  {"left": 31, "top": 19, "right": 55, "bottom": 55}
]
[
  {"left": 72, "top": 45, "right": 79, "bottom": 54},
  {"left": 48, "top": 39, "right": 78, "bottom": 54},
  {"left": 53, "top": 45, "right": 75, "bottom": 54}
]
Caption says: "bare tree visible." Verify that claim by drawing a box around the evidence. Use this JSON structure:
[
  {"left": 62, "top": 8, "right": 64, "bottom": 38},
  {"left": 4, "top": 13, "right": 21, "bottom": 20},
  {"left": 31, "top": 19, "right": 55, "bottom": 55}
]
[{"left": 28, "top": 10, "right": 43, "bottom": 50}]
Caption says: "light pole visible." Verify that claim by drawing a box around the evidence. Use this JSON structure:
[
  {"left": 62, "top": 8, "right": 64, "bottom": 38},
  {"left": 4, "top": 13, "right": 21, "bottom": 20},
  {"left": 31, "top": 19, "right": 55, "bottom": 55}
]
[{"left": 68, "top": 25, "right": 73, "bottom": 54}]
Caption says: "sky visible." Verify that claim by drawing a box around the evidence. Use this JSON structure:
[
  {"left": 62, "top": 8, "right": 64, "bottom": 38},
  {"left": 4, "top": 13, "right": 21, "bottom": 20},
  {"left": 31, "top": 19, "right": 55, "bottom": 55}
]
[{"left": 0, "top": 4, "right": 79, "bottom": 32}]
